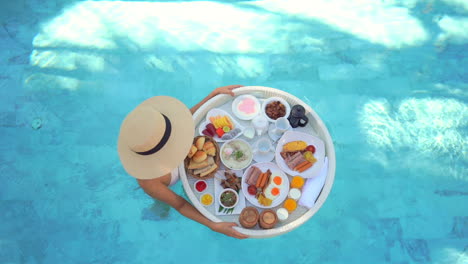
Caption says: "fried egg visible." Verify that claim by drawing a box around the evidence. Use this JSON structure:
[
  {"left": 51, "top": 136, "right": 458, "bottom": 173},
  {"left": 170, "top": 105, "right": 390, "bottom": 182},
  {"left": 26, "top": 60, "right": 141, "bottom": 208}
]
[{"left": 264, "top": 174, "right": 283, "bottom": 200}]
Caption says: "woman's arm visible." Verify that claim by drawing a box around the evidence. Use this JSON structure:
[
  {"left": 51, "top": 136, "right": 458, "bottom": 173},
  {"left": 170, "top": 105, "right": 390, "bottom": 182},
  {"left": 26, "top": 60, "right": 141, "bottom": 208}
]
[
  {"left": 190, "top": 85, "right": 243, "bottom": 114},
  {"left": 137, "top": 178, "right": 248, "bottom": 239}
]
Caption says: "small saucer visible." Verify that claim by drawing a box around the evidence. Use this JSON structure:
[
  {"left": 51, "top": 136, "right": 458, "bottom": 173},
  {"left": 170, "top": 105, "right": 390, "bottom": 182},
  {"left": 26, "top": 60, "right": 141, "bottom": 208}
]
[
  {"left": 253, "top": 149, "right": 275, "bottom": 163},
  {"left": 268, "top": 123, "right": 292, "bottom": 141}
]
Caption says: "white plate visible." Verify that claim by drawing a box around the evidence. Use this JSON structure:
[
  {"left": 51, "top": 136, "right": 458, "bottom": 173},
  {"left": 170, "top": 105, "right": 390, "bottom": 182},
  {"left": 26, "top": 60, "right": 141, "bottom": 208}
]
[
  {"left": 231, "top": 94, "right": 261, "bottom": 120},
  {"left": 261, "top": 97, "right": 291, "bottom": 122},
  {"left": 220, "top": 139, "right": 253, "bottom": 170},
  {"left": 199, "top": 108, "right": 244, "bottom": 142},
  {"left": 241, "top": 162, "right": 290, "bottom": 209},
  {"left": 214, "top": 170, "right": 246, "bottom": 215},
  {"left": 275, "top": 131, "right": 325, "bottom": 178}
]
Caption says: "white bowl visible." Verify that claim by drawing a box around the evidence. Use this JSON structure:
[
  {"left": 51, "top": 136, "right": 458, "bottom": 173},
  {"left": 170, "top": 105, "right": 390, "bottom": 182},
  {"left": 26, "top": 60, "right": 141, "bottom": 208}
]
[
  {"left": 262, "top": 97, "right": 291, "bottom": 122},
  {"left": 194, "top": 180, "right": 208, "bottom": 193},
  {"left": 231, "top": 94, "right": 261, "bottom": 120},
  {"left": 200, "top": 193, "right": 214, "bottom": 206},
  {"left": 218, "top": 188, "right": 239, "bottom": 209},
  {"left": 220, "top": 139, "right": 253, "bottom": 170}
]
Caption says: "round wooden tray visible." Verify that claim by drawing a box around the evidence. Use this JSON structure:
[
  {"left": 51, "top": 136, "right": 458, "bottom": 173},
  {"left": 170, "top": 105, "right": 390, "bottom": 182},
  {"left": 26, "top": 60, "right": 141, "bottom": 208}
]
[{"left": 184, "top": 136, "right": 221, "bottom": 180}]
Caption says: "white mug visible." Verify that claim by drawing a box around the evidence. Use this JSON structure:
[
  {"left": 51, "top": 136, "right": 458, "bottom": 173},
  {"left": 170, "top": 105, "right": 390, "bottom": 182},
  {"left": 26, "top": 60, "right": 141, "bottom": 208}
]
[
  {"left": 273, "top": 117, "right": 291, "bottom": 135},
  {"left": 252, "top": 115, "right": 268, "bottom": 136},
  {"left": 255, "top": 138, "right": 273, "bottom": 154}
]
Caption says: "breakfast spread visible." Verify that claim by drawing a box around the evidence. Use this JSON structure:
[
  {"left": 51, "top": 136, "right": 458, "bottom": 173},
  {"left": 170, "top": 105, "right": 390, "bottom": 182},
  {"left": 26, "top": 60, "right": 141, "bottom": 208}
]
[
  {"left": 185, "top": 94, "right": 326, "bottom": 233},
  {"left": 280, "top": 141, "right": 317, "bottom": 172},
  {"left": 185, "top": 136, "right": 219, "bottom": 178}
]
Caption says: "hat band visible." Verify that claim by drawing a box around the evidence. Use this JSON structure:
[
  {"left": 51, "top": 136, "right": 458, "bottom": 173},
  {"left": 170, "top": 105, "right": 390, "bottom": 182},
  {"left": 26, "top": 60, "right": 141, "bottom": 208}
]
[{"left": 135, "top": 114, "right": 172, "bottom": 156}]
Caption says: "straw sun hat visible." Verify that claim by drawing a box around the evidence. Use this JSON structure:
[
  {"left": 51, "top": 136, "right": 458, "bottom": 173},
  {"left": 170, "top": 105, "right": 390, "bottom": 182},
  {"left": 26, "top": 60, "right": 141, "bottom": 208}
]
[{"left": 118, "top": 96, "right": 195, "bottom": 180}]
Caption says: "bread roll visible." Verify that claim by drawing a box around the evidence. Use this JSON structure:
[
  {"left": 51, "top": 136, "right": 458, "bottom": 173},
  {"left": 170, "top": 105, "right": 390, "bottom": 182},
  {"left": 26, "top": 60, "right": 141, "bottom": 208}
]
[
  {"left": 203, "top": 141, "right": 216, "bottom": 156},
  {"left": 187, "top": 145, "right": 197, "bottom": 158},
  {"left": 196, "top": 137, "right": 206, "bottom": 150},
  {"left": 202, "top": 141, "right": 213, "bottom": 151},
  {"left": 192, "top": 150, "right": 207, "bottom": 163}
]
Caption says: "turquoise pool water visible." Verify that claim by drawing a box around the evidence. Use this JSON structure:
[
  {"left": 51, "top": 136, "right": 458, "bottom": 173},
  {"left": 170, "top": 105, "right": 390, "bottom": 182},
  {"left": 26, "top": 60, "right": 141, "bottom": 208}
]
[{"left": 1, "top": 0, "right": 467, "bottom": 263}]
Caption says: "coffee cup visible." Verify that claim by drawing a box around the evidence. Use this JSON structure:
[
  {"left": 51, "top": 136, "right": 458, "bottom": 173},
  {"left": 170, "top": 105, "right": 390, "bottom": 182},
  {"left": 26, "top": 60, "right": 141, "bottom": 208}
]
[
  {"left": 273, "top": 117, "right": 291, "bottom": 136},
  {"left": 255, "top": 138, "right": 273, "bottom": 155}
]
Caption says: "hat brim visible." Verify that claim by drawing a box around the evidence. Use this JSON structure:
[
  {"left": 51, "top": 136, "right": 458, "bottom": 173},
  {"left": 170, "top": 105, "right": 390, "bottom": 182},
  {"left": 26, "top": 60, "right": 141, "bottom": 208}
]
[{"left": 117, "top": 96, "right": 195, "bottom": 180}]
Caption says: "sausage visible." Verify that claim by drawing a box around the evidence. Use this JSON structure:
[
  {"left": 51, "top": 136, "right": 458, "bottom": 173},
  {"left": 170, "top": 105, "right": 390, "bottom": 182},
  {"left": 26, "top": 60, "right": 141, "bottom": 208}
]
[
  {"left": 256, "top": 173, "right": 265, "bottom": 188},
  {"left": 294, "top": 161, "right": 309, "bottom": 171},
  {"left": 297, "top": 162, "right": 312, "bottom": 172},
  {"left": 259, "top": 170, "right": 271, "bottom": 189}
]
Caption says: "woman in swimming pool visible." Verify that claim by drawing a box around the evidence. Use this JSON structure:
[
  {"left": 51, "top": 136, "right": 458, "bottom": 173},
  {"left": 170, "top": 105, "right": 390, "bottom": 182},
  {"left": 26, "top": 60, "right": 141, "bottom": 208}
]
[{"left": 117, "top": 85, "right": 248, "bottom": 239}]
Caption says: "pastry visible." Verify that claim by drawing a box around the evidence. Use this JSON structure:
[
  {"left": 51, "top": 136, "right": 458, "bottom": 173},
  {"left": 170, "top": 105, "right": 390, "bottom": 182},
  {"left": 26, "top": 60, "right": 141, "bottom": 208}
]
[
  {"left": 192, "top": 150, "right": 207, "bottom": 163},
  {"left": 203, "top": 141, "right": 216, "bottom": 156},
  {"left": 187, "top": 145, "right": 197, "bottom": 158},
  {"left": 195, "top": 137, "right": 206, "bottom": 150},
  {"left": 187, "top": 159, "right": 209, "bottom": 169},
  {"left": 199, "top": 164, "right": 218, "bottom": 177}
]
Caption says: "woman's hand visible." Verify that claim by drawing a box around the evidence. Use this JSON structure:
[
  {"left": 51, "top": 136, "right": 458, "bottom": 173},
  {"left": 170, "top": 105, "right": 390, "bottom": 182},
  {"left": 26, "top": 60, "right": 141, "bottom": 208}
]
[
  {"left": 212, "top": 85, "right": 243, "bottom": 96},
  {"left": 191, "top": 85, "right": 243, "bottom": 115},
  {"left": 210, "top": 222, "right": 249, "bottom": 239}
]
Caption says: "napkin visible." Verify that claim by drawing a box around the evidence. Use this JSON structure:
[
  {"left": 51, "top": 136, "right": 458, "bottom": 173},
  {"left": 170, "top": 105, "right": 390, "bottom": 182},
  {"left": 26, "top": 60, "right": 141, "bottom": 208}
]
[{"left": 298, "top": 157, "right": 329, "bottom": 209}]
